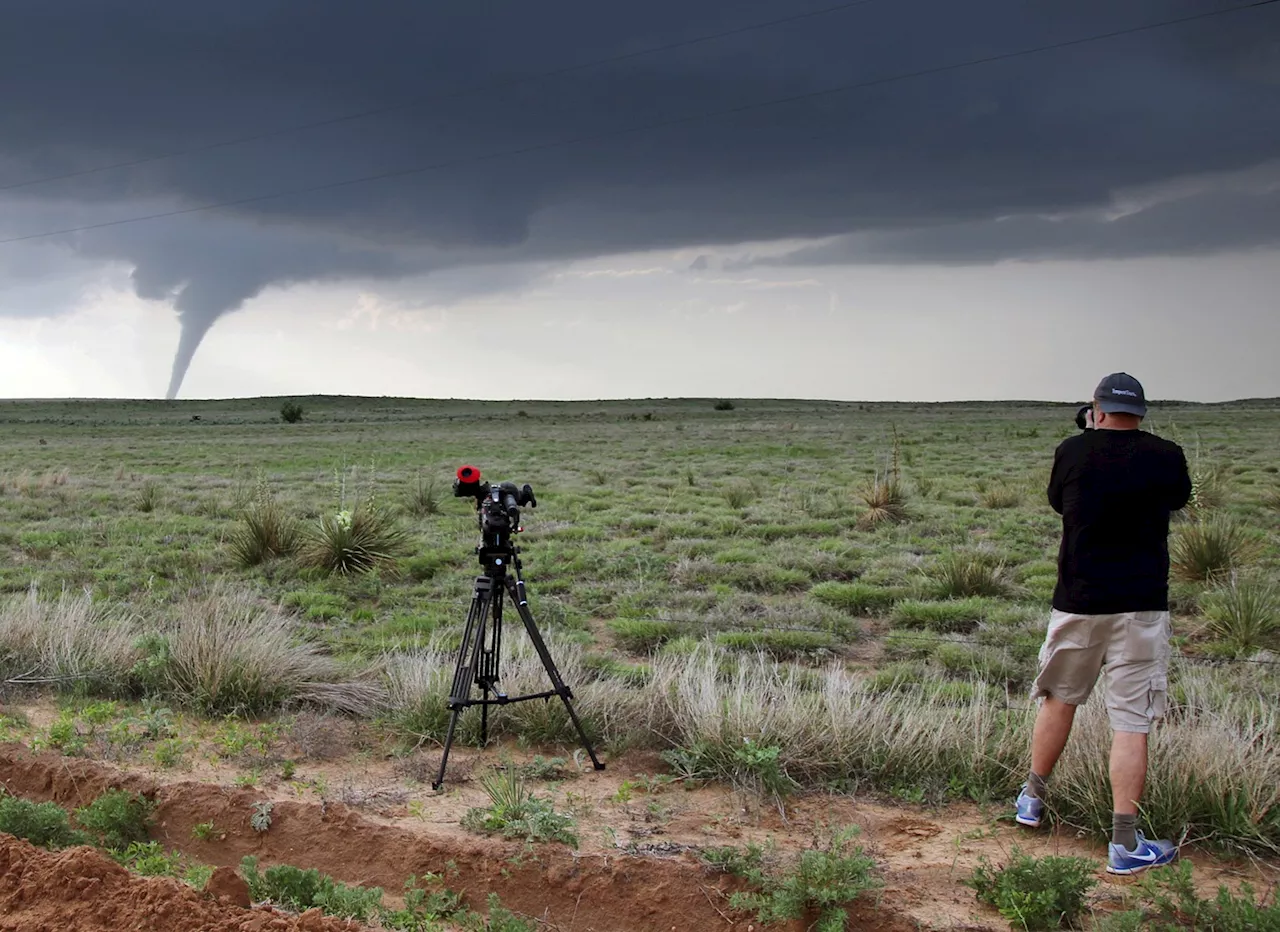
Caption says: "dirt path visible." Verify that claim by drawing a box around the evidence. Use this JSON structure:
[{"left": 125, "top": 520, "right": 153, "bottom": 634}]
[{"left": 0, "top": 742, "right": 1275, "bottom": 931}]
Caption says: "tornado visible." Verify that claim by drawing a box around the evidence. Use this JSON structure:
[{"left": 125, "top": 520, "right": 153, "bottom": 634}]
[{"left": 164, "top": 313, "right": 218, "bottom": 400}]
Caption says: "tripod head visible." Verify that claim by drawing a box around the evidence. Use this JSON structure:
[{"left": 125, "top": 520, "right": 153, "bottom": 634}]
[{"left": 453, "top": 465, "right": 537, "bottom": 560}]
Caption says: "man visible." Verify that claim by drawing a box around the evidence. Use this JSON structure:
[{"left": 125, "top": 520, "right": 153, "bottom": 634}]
[{"left": 1015, "top": 373, "right": 1192, "bottom": 875}]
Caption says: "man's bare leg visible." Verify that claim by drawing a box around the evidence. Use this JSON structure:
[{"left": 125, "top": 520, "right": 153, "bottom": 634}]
[
  {"left": 1030, "top": 695, "right": 1077, "bottom": 783},
  {"left": 1109, "top": 730, "right": 1147, "bottom": 850}
]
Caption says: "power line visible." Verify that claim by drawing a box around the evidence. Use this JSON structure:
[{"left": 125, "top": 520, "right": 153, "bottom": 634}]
[
  {"left": 0, "top": 0, "right": 889, "bottom": 193},
  {"left": 2, "top": 0, "right": 1276, "bottom": 247}
]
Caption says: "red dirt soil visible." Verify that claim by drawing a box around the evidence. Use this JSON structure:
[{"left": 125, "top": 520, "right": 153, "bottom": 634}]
[{"left": 0, "top": 834, "right": 362, "bottom": 932}]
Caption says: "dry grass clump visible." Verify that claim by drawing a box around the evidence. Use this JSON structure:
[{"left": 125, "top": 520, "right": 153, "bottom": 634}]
[
  {"left": 0, "top": 589, "right": 139, "bottom": 693},
  {"left": 164, "top": 588, "right": 382, "bottom": 716},
  {"left": 1171, "top": 517, "right": 1259, "bottom": 582},
  {"left": 857, "top": 477, "right": 907, "bottom": 529}
]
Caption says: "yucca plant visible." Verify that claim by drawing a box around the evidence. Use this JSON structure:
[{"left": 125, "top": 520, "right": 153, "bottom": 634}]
[
  {"left": 930, "top": 551, "right": 1011, "bottom": 598},
  {"left": 1200, "top": 578, "right": 1279, "bottom": 656},
  {"left": 301, "top": 505, "right": 410, "bottom": 575},
  {"left": 229, "top": 481, "right": 299, "bottom": 567},
  {"left": 857, "top": 476, "right": 907, "bottom": 529},
  {"left": 1171, "top": 517, "right": 1259, "bottom": 581}
]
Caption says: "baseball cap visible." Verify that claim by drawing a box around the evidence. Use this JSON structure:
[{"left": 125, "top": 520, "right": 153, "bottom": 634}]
[{"left": 1094, "top": 372, "right": 1147, "bottom": 417}]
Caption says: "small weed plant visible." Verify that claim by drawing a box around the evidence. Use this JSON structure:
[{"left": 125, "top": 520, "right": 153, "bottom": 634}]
[
  {"left": 857, "top": 477, "right": 907, "bottom": 529},
  {"left": 1095, "top": 861, "right": 1280, "bottom": 931},
  {"left": 965, "top": 849, "right": 1096, "bottom": 931},
  {"left": 280, "top": 401, "right": 305, "bottom": 423},
  {"left": 725, "top": 826, "right": 878, "bottom": 932},
  {"left": 405, "top": 472, "right": 443, "bottom": 517},
  {"left": 461, "top": 768, "right": 578, "bottom": 847}
]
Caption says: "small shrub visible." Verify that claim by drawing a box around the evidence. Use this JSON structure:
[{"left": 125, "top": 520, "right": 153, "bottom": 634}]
[
  {"left": 301, "top": 505, "right": 411, "bottom": 575},
  {"left": 714, "top": 399, "right": 735, "bottom": 411},
  {"left": 229, "top": 481, "right": 299, "bottom": 567},
  {"left": 280, "top": 401, "right": 305, "bottom": 423},
  {"left": 191, "top": 821, "right": 218, "bottom": 841},
  {"left": 0, "top": 793, "right": 88, "bottom": 849},
  {"left": 461, "top": 769, "right": 578, "bottom": 847},
  {"left": 1171, "top": 518, "right": 1259, "bottom": 581},
  {"left": 115, "top": 840, "right": 183, "bottom": 877},
  {"left": 930, "top": 552, "right": 1011, "bottom": 598},
  {"left": 728, "top": 826, "right": 878, "bottom": 932},
  {"left": 608, "top": 618, "right": 681, "bottom": 652},
  {"left": 240, "top": 856, "right": 383, "bottom": 922},
  {"left": 809, "top": 581, "right": 905, "bottom": 616},
  {"left": 74, "top": 790, "right": 153, "bottom": 852},
  {"left": 1200, "top": 578, "right": 1278, "bottom": 656},
  {"left": 857, "top": 478, "right": 907, "bottom": 529},
  {"left": 964, "top": 849, "right": 1096, "bottom": 931}
]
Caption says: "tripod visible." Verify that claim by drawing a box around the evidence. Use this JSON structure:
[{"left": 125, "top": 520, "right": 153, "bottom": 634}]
[{"left": 432, "top": 539, "right": 605, "bottom": 790}]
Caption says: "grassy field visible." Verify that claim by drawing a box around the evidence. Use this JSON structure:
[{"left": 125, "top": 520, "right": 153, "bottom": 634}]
[{"left": 1, "top": 395, "right": 1278, "bottom": 853}]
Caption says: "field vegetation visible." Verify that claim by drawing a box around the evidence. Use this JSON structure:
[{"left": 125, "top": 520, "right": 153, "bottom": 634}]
[{"left": 1, "top": 395, "right": 1278, "bottom": 861}]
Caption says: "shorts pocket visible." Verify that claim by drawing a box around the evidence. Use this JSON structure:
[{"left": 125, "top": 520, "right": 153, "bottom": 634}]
[
  {"left": 1147, "top": 673, "right": 1168, "bottom": 722},
  {"left": 1122, "top": 612, "right": 1169, "bottom": 663}
]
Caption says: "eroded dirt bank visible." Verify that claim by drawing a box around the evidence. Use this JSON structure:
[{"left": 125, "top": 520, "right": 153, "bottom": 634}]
[{"left": 0, "top": 744, "right": 918, "bottom": 932}]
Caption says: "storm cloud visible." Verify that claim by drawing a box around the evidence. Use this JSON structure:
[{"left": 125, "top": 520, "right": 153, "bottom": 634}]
[{"left": 1, "top": 0, "right": 1278, "bottom": 394}]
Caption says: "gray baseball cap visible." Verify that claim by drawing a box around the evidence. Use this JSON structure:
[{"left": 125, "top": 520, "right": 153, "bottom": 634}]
[{"left": 1094, "top": 372, "right": 1147, "bottom": 417}]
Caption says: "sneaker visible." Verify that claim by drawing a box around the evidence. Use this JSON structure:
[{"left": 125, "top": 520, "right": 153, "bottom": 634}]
[
  {"left": 1015, "top": 785, "right": 1044, "bottom": 827},
  {"left": 1107, "top": 832, "right": 1179, "bottom": 875}
]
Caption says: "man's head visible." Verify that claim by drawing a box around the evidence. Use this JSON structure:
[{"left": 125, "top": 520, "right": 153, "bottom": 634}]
[{"left": 1092, "top": 372, "right": 1146, "bottom": 430}]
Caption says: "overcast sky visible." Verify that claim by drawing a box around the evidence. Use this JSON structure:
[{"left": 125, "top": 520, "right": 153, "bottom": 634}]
[{"left": 1, "top": 0, "right": 1277, "bottom": 402}]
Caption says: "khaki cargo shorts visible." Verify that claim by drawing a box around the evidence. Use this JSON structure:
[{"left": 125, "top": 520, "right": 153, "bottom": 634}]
[{"left": 1030, "top": 609, "right": 1171, "bottom": 733}]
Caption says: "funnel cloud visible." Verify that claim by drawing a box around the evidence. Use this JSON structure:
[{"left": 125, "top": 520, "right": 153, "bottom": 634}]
[{"left": 0, "top": 0, "right": 1277, "bottom": 395}]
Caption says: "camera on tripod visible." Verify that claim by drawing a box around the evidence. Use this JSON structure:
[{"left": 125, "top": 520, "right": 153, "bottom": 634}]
[
  {"left": 453, "top": 466, "right": 537, "bottom": 542},
  {"left": 434, "top": 465, "right": 603, "bottom": 790}
]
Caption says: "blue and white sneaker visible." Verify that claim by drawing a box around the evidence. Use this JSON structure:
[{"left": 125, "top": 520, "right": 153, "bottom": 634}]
[
  {"left": 1015, "top": 785, "right": 1044, "bottom": 828},
  {"left": 1107, "top": 832, "right": 1179, "bottom": 875}
]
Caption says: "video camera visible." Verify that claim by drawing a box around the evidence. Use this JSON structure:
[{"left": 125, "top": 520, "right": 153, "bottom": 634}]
[
  {"left": 452, "top": 466, "right": 537, "bottom": 543},
  {"left": 1075, "top": 404, "right": 1094, "bottom": 431}
]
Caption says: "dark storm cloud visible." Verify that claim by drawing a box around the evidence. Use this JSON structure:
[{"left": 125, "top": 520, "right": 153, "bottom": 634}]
[{"left": 1, "top": 0, "right": 1278, "bottom": 392}]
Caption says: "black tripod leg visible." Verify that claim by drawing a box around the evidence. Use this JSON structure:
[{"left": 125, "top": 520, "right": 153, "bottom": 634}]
[
  {"left": 433, "top": 577, "right": 495, "bottom": 791},
  {"left": 505, "top": 576, "right": 606, "bottom": 772}
]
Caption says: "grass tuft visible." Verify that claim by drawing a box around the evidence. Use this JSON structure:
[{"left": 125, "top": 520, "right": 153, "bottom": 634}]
[
  {"left": 965, "top": 849, "right": 1095, "bottom": 931},
  {"left": 229, "top": 480, "right": 299, "bottom": 567},
  {"left": 461, "top": 768, "right": 578, "bottom": 846},
  {"left": 929, "top": 552, "right": 1012, "bottom": 598}
]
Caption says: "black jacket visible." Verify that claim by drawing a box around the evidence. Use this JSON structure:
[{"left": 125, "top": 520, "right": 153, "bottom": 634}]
[{"left": 1048, "top": 429, "right": 1192, "bottom": 615}]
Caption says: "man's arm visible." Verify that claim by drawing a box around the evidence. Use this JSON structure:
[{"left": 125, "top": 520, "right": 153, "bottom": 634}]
[
  {"left": 1167, "top": 446, "right": 1192, "bottom": 512},
  {"left": 1047, "top": 443, "right": 1067, "bottom": 515}
]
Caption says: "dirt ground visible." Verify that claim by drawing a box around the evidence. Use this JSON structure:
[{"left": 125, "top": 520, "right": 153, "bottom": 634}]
[{"left": 0, "top": 718, "right": 1276, "bottom": 932}]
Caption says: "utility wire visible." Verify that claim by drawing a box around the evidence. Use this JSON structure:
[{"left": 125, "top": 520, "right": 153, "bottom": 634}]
[
  {"left": 0, "top": 0, "right": 889, "bottom": 193},
  {"left": 2, "top": 0, "right": 1276, "bottom": 247}
]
